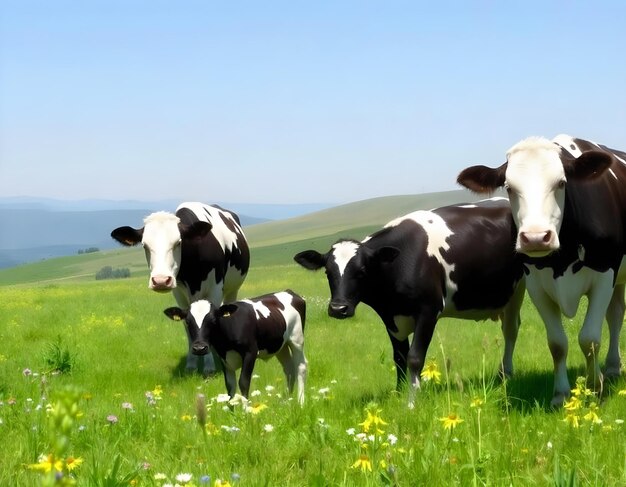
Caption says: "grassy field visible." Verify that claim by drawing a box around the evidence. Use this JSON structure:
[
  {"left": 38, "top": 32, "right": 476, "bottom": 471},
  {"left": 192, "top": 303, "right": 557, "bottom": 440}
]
[{"left": 1, "top": 264, "right": 625, "bottom": 486}]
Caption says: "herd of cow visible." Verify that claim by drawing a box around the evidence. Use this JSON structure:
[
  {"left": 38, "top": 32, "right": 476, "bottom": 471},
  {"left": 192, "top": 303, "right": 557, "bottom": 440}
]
[{"left": 111, "top": 134, "right": 626, "bottom": 408}]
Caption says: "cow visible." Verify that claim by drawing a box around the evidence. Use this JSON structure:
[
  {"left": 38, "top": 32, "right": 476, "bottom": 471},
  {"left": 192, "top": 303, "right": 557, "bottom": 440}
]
[
  {"left": 163, "top": 290, "right": 307, "bottom": 405},
  {"left": 111, "top": 202, "right": 250, "bottom": 376},
  {"left": 294, "top": 198, "right": 526, "bottom": 408},
  {"left": 457, "top": 135, "right": 626, "bottom": 405}
]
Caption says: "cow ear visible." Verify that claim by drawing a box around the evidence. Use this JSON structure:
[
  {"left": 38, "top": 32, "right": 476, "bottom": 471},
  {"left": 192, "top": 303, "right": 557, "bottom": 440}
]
[
  {"left": 457, "top": 163, "right": 507, "bottom": 194},
  {"left": 180, "top": 221, "right": 213, "bottom": 240},
  {"left": 294, "top": 250, "right": 327, "bottom": 270},
  {"left": 375, "top": 246, "right": 400, "bottom": 264},
  {"left": 163, "top": 307, "right": 187, "bottom": 321},
  {"left": 111, "top": 226, "right": 143, "bottom": 246},
  {"left": 218, "top": 303, "right": 238, "bottom": 317},
  {"left": 562, "top": 150, "right": 613, "bottom": 181}
]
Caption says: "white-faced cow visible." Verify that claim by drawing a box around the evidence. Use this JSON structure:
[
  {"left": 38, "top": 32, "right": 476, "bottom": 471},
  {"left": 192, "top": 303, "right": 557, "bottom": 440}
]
[
  {"left": 294, "top": 198, "right": 526, "bottom": 408},
  {"left": 163, "top": 290, "right": 307, "bottom": 405},
  {"left": 111, "top": 202, "right": 250, "bottom": 375},
  {"left": 458, "top": 135, "right": 626, "bottom": 405}
]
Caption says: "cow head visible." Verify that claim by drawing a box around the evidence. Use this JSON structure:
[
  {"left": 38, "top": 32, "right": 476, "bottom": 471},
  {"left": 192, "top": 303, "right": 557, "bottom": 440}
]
[
  {"left": 163, "top": 301, "right": 236, "bottom": 355},
  {"left": 294, "top": 240, "right": 399, "bottom": 318},
  {"left": 457, "top": 136, "right": 613, "bottom": 257},
  {"left": 111, "top": 211, "right": 212, "bottom": 292}
]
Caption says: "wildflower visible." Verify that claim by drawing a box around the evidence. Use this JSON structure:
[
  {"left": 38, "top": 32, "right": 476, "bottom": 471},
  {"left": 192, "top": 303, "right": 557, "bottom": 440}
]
[
  {"left": 318, "top": 387, "right": 330, "bottom": 395},
  {"left": 359, "top": 408, "right": 388, "bottom": 434},
  {"left": 618, "top": 389, "right": 626, "bottom": 396},
  {"left": 470, "top": 397, "right": 484, "bottom": 408},
  {"left": 28, "top": 454, "right": 63, "bottom": 473},
  {"left": 263, "top": 424, "right": 274, "bottom": 432},
  {"left": 175, "top": 472, "right": 193, "bottom": 483},
  {"left": 199, "top": 475, "right": 211, "bottom": 484},
  {"left": 152, "top": 385, "right": 163, "bottom": 398},
  {"left": 216, "top": 394, "right": 231, "bottom": 403},
  {"left": 23, "top": 368, "right": 32, "bottom": 376},
  {"left": 181, "top": 414, "right": 193, "bottom": 421},
  {"left": 583, "top": 402, "right": 602, "bottom": 424},
  {"left": 154, "top": 473, "right": 167, "bottom": 480},
  {"left": 65, "top": 456, "right": 83, "bottom": 471},
  {"left": 439, "top": 413, "right": 464, "bottom": 430},
  {"left": 214, "top": 479, "right": 232, "bottom": 487},
  {"left": 265, "top": 385, "right": 275, "bottom": 392},
  {"left": 231, "top": 473, "right": 241, "bottom": 482},
  {"left": 346, "top": 427, "right": 356, "bottom": 436},
  {"left": 352, "top": 454, "right": 373, "bottom": 472},
  {"left": 250, "top": 390, "right": 261, "bottom": 397},
  {"left": 547, "top": 441, "right": 553, "bottom": 449},
  {"left": 121, "top": 402, "right": 134, "bottom": 411},
  {"left": 563, "top": 413, "right": 580, "bottom": 428},
  {"left": 563, "top": 396, "right": 582, "bottom": 411},
  {"left": 420, "top": 360, "right": 442, "bottom": 384},
  {"left": 245, "top": 402, "right": 267, "bottom": 415},
  {"left": 106, "top": 414, "right": 118, "bottom": 424},
  {"left": 229, "top": 394, "right": 248, "bottom": 406},
  {"left": 387, "top": 433, "right": 398, "bottom": 445},
  {"left": 615, "top": 419, "right": 624, "bottom": 425}
]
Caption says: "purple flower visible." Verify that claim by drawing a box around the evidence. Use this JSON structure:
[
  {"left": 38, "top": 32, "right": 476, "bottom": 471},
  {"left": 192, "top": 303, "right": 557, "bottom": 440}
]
[
  {"left": 107, "top": 414, "right": 118, "bottom": 424},
  {"left": 121, "top": 402, "right": 134, "bottom": 411},
  {"left": 199, "top": 475, "right": 211, "bottom": 484}
]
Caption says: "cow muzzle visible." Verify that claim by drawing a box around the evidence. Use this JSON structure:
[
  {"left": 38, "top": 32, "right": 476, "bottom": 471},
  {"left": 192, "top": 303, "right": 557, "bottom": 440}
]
[
  {"left": 518, "top": 229, "right": 559, "bottom": 257},
  {"left": 328, "top": 302, "right": 355, "bottom": 319},
  {"left": 149, "top": 275, "right": 176, "bottom": 292},
  {"left": 192, "top": 342, "right": 209, "bottom": 355}
]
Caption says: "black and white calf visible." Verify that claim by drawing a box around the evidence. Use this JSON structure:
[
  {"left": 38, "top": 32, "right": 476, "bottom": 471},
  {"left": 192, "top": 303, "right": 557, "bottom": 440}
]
[
  {"left": 458, "top": 135, "right": 626, "bottom": 405},
  {"left": 295, "top": 198, "right": 526, "bottom": 408},
  {"left": 111, "top": 202, "right": 250, "bottom": 375},
  {"left": 163, "top": 290, "right": 307, "bottom": 405}
]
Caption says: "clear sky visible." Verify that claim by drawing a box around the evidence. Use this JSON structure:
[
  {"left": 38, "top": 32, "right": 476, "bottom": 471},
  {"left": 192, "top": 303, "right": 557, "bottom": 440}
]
[{"left": 1, "top": 1, "right": 625, "bottom": 205}]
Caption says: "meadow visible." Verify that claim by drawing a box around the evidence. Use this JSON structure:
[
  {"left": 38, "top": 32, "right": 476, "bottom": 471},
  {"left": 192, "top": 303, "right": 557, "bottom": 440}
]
[{"left": 1, "top": 260, "right": 626, "bottom": 486}]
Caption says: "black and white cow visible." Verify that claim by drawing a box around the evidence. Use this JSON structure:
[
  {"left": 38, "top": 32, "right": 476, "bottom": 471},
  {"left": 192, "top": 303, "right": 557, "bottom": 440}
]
[
  {"left": 294, "top": 198, "right": 526, "bottom": 408},
  {"left": 111, "top": 202, "right": 250, "bottom": 375},
  {"left": 163, "top": 290, "right": 307, "bottom": 405},
  {"left": 458, "top": 135, "right": 626, "bottom": 405}
]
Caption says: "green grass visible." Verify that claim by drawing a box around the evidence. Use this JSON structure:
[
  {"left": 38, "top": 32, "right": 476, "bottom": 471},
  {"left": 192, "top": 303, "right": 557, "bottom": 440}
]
[{"left": 1, "top": 266, "right": 625, "bottom": 486}]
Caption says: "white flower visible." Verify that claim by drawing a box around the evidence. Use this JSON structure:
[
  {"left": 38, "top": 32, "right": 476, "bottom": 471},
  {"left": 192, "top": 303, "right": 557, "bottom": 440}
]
[
  {"left": 229, "top": 394, "right": 249, "bottom": 406},
  {"left": 346, "top": 428, "right": 356, "bottom": 436},
  {"left": 252, "top": 374, "right": 260, "bottom": 379},
  {"left": 356, "top": 433, "right": 367, "bottom": 441},
  {"left": 547, "top": 441, "right": 553, "bottom": 449},
  {"left": 264, "top": 424, "right": 274, "bottom": 432},
  {"left": 387, "top": 433, "right": 398, "bottom": 445},
  {"left": 331, "top": 379, "right": 338, "bottom": 384},
  {"left": 250, "top": 390, "right": 261, "bottom": 397},
  {"left": 615, "top": 419, "right": 624, "bottom": 425},
  {"left": 265, "top": 385, "right": 275, "bottom": 392},
  {"left": 318, "top": 387, "right": 330, "bottom": 395},
  {"left": 216, "top": 394, "right": 231, "bottom": 403},
  {"left": 175, "top": 473, "right": 193, "bottom": 483},
  {"left": 154, "top": 473, "right": 167, "bottom": 480}
]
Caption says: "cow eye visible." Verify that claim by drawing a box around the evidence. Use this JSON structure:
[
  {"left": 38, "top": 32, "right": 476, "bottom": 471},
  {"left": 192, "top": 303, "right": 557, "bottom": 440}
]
[
  {"left": 557, "top": 179, "right": 566, "bottom": 190},
  {"left": 503, "top": 183, "right": 512, "bottom": 194}
]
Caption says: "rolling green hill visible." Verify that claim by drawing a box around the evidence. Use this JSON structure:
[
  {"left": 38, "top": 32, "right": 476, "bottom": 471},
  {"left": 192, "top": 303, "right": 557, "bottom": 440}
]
[{"left": 0, "top": 189, "right": 490, "bottom": 286}]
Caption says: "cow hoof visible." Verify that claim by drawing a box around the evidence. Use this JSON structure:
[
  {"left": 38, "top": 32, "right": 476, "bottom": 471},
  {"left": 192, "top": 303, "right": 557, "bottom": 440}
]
[
  {"left": 603, "top": 365, "right": 622, "bottom": 380},
  {"left": 550, "top": 392, "right": 570, "bottom": 408}
]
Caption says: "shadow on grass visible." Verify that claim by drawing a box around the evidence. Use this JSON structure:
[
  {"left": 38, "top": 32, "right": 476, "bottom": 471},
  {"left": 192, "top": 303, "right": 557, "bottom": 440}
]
[{"left": 170, "top": 354, "right": 224, "bottom": 380}]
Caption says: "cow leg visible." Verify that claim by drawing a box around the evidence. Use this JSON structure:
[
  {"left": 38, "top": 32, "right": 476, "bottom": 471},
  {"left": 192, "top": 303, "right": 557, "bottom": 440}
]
[
  {"left": 604, "top": 283, "right": 624, "bottom": 378},
  {"left": 238, "top": 352, "right": 257, "bottom": 399},
  {"left": 384, "top": 328, "right": 409, "bottom": 390},
  {"left": 499, "top": 279, "right": 525, "bottom": 379},
  {"left": 289, "top": 344, "right": 307, "bottom": 406},
  {"left": 526, "top": 279, "right": 570, "bottom": 406},
  {"left": 579, "top": 275, "right": 614, "bottom": 395},
  {"left": 275, "top": 346, "right": 295, "bottom": 393},
  {"left": 406, "top": 308, "right": 438, "bottom": 409},
  {"left": 223, "top": 367, "right": 238, "bottom": 399},
  {"left": 201, "top": 352, "right": 218, "bottom": 377}
]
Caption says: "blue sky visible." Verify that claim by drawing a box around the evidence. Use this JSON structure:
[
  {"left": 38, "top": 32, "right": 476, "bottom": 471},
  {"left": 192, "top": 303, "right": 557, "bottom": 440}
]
[{"left": 1, "top": 1, "right": 625, "bottom": 204}]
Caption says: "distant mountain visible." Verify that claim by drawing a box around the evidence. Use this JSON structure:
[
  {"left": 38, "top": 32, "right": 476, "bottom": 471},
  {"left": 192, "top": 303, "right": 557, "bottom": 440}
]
[{"left": 0, "top": 197, "right": 334, "bottom": 269}]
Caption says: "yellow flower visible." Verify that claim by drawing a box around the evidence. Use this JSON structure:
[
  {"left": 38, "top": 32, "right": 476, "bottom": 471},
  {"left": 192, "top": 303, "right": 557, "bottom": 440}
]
[
  {"left": 618, "top": 389, "right": 626, "bottom": 396},
  {"left": 439, "top": 413, "right": 464, "bottom": 430},
  {"left": 563, "top": 396, "right": 582, "bottom": 411},
  {"left": 352, "top": 454, "right": 373, "bottom": 472},
  {"left": 583, "top": 403, "right": 602, "bottom": 424},
  {"left": 563, "top": 413, "right": 580, "bottom": 428},
  {"left": 420, "top": 360, "right": 442, "bottom": 384},
  {"left": 215, "top": 480, "right": 232, "bottom": 487},
  {"left": 470, "top": 397, "right": 484, "bottom": 408},
  {"left": 65, "top": 456, "right": 83, "bottom": 471},
  {"left": 571, "top": 377, "right": 593, "bottom": 397},
  {"left": 181, "top": 414, "right": 193, "bottom": 421},
  {"left": 359, "top": 408, "right": 388, "bottom": 434},
  {"left": 28, "top": 454, "right": 63, "bottom": 473},
  {"left": 152, "top": 385, "right": 163, "bottom": 398},
  {"left": 246, "top": 402, "right": 268, "bottom": 415}
]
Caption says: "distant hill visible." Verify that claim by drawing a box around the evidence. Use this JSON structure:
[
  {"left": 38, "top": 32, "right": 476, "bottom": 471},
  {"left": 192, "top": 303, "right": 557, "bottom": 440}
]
[{"left": 0, "top": 189, "right": 496, "bottom": 283}]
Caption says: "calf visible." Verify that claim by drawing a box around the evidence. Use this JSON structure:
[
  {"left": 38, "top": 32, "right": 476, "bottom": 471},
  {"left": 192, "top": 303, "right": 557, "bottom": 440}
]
[
  {"left": 111, "top": 202, "right": 250, "bottom": 375},
  {"left": 458, "top": 135, "right": 626, "bottom": 404},
  {"left": 294, "top": 198, "right": 526, "bottom": 408},
  {"left": 163, "top": 290, "right": 307, "bottom": 405}
]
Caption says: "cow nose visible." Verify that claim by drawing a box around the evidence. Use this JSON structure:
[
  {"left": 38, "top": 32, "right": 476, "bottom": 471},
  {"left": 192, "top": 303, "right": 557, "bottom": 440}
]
[
  {"left": 520, "top": 230, "right": 553, "bottom": 246},
  {"left": 328, "top": 303, "right": 349, "bottom": 318},
  {"left": 151, "top": 275, "right": 173, "bottom": 288},
  {"left": 192, "top": 343, "right": 209, "bottom": 355}
]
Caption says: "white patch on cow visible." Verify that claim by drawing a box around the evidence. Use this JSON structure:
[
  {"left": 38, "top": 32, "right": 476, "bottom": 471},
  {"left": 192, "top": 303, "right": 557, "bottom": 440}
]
[
  {"left": 142, "top": 211, "right": 183, "bottom": 288},
  {"left": 178, "top": 202, "right": 244, "bottom": 256},
  {"left": 552, "top": 134, "right": 582, "bottom": 157},
  {"left": 608, "top": 168, "right": 618, "bottom": 180},
  {"left": 614, "top": 153, "right": 626, "bottom": 165},
  {"left": 385, "top": 210, "right": 456, "bottom": 291},
  {"left": 274, "top": 291, "right": 305, "bottom": 344},
  {"left": 189, "top": 300, "right": 212, "bottom": 329},
  {"left": 331, "top": 241, "right": 360, "bottom": 276},
  {"left": 458, "top": 204, "right": 477, "bottom": 209},
  {"left": 243, "top": 299, "right": 271, "bottom": 319}
]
